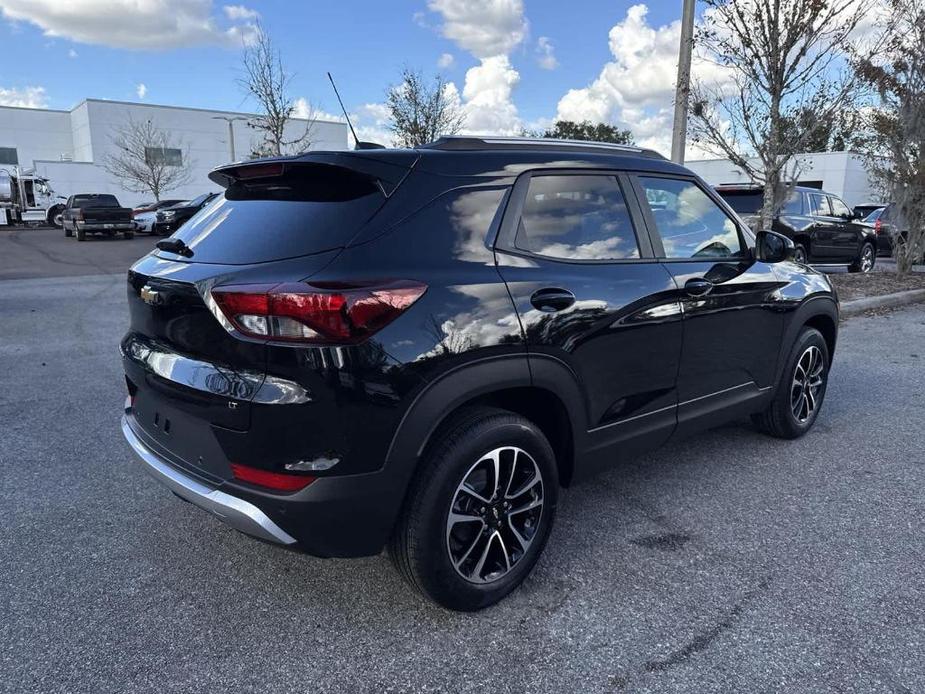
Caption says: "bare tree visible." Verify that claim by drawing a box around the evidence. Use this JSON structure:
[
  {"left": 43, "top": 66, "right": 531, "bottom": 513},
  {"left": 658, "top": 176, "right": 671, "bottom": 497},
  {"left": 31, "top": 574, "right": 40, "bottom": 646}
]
[
  {"left": 690, "top": 0, "right": 868, "bottom": 229},
  {"left": 387, "top": 68, "right": 465, "bottom": 147},
  {"left": 857, "top": 0, "right": 925, "bottom": 275},
  {"left": 102, "top": 117, "right": 192, "bottom": 201},
  {"left": 238, "top": 25, "right": 313, "bottom": 157}
]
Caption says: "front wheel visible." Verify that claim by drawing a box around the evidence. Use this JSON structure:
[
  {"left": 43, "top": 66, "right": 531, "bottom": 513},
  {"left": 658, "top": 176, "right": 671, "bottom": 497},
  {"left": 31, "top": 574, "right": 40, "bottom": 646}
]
[
  {"left": 753, "top": 327, "right": 829, "bottom": 439},
  {"left": 123, "top": 230, "right": 134, "bottom": 239},
  {"left": 47, "top": 205, "right": 65, "bottom": 228},
  {"left": 76, "top": 227, "right": 86, "bottom": 241},
  {"left": 849, "top": 242, "right": 876, "bottom": 273},
  {"left": 64, "top": 224, "right": 73, "bottom": 238},
  {"left": 792, "top": 244, "right": 808, "bottom": 265},
  {"left": 390, "top": 407, "right": 558, "bottom": 611}
]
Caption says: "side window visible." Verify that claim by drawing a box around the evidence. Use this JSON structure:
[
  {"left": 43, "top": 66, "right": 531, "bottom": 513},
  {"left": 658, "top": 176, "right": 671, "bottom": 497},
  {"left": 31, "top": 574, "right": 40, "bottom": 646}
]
[
  {"left": 783, "top": 190, "right": 802, "bottom": 215},
  {"left": 515, "top": 175, "right": 640, "bottom": 261},
  {"left": 829, "top": 197, "right": 851, "bottom": 219},
  {"left": 808, "top": 193, "right": 830, "bottom": 216},
  {"left": 638, "top": 177, "right": 745, "bottom": 259}
]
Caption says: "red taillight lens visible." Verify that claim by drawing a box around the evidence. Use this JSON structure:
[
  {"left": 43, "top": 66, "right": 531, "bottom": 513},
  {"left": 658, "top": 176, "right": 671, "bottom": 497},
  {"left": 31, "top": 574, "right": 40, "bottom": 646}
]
[
  {"left": 875, "top": 219, "right": 882, "bottom": 235},
  {"left": 230, "top": 463, "right": 315, "bottom": 491},
  {"left": 211, "top": 281, "right": 426, "bottom": 344}
]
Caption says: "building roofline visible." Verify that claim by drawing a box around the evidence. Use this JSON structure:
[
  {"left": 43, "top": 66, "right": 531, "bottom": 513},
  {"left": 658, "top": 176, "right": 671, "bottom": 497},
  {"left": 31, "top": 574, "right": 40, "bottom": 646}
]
[
  {"left": 0, "top": 104, "right": 70, "bottom": 114},
  {"left": 2, "top": 97, "right": 343, "bottom": 126},
  {"left": 686, "top": 150, "right": 867, "bottom": 165}
]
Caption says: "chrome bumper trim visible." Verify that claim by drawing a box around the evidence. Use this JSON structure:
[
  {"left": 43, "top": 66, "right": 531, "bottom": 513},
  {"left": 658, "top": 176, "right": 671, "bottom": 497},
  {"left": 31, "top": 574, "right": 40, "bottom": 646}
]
[{"left": 121, "top": 416, "right": 296, "bottom": 545}]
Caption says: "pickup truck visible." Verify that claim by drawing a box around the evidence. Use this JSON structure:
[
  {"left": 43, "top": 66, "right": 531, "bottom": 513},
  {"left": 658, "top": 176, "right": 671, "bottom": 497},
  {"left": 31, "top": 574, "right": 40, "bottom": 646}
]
[{"left": 62, "top": 194, "right": 135, "bottom": 241}]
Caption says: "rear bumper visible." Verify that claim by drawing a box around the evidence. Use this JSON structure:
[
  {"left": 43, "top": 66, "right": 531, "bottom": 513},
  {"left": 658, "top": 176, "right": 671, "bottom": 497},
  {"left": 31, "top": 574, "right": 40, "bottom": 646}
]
[
  {"left": 121, "top": 415, "right": 297, "bottom": 545},
  {"left": 77, "top": 221, "right": 134, "bottom": 231},
  {"left": 121, "top": 412, "right": 410, "bottom": 557}
]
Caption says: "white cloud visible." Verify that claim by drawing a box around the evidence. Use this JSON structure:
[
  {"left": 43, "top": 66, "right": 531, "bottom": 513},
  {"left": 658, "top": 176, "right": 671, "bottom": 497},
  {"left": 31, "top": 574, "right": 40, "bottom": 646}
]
[
  {"left": 0, "top": 0, "right": 260, "bottom": 50},
  {"left": 427, "top": 0, "right": 527, "bottom": 135},
  {"left": 536, "top": 36, "right": 557, "bottom": 70},
  {"left": 427, "top": 0, "right": 528, "bottom": 59},
  {"left": 460, "top": 55, "right": 521, "bottom": 135},
  {"left": 67, "top": 48, "right": 77, "bottom": 58},
  {"left": 135, "top": 83, "right": 147, "bottom": 99},
  {"left": 437, "top": 52, "right": 455, "bottom": 69},
  {"left": 555, "top": 3, "right": 733, "bottom": 157},
  {"left": 0, "top": 85, "right": 48, "bottom": 108},
  {"left": 223, "top": 4, "right": 259, "bottom": 21}
]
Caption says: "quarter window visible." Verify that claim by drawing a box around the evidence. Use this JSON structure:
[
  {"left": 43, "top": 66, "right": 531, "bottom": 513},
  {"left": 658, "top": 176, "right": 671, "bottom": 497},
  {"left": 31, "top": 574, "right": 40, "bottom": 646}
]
[
  {"left": 515, "top": 175, "right": 640, "bottom": 261},
  {"left": 638, "top": 177, "right": 745, "bottom": 259}
]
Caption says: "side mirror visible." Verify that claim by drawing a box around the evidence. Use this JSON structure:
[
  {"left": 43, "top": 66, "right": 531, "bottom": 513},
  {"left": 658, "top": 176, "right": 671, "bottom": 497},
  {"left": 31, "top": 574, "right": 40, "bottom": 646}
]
[{"left": 755, "top": 230, "right": 794, "bottom": 263}]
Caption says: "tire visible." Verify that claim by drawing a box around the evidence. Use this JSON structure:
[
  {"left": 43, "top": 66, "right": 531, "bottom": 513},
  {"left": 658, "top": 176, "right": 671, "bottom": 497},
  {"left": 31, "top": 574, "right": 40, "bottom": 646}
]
[
  {"left": 47, "top": 205, "right": 65, "bottom": 229},
  {"left": 792, "top": 244, "right": 808, "bottom": 265},
  {"left": 389, "top": 406, "right": 559, "bottom": 611},
  {"left": 123, "top": 230, "right": 134, "bottom": 239},
  {"left": 64, "top": 224, "right": 73, "bottom": 238},
  {"left": 752, "top": 327, "right": 829, "bottom": 439},
  {"left": 76, "top": 227, "right": 86, "bottom": 242},
  {"left": 849, "top": 242, "right": 875, "bottom": 273}
]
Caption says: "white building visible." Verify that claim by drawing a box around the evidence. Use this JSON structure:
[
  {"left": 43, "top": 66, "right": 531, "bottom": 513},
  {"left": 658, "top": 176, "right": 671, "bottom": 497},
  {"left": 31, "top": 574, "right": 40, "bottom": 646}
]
[
  {"left": 686, "top": 151, "right": 885, "bottom": 208},
  {"left": 0, "top": 98, "right": 350, "bottom": 207}
]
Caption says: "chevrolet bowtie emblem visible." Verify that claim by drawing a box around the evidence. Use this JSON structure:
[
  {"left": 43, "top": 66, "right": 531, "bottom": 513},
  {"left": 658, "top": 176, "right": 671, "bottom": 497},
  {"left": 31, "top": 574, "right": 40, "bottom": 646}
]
[{"left": 140, "top": 285, "right": 163, "bottom": 306}]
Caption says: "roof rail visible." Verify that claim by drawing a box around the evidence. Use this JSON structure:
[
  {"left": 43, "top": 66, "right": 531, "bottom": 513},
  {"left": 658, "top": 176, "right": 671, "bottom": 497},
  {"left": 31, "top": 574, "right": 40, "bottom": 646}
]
[{"left": 420, "top": 135, "right": 666, "bottom": 159}]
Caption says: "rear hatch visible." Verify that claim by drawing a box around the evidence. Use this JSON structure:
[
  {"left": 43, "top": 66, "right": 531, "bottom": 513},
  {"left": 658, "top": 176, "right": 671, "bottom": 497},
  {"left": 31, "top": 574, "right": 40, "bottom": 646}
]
[{"left": 123, "top": 153, "right": 414, "bottom": 480}]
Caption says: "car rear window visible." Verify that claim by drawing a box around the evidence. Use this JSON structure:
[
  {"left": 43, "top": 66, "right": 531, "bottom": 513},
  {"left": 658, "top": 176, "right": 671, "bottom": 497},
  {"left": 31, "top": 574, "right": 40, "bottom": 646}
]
[
  {"left": 164, "top": 164, "right": 385, "bottom": 264},
  {"left": 73, "top": 195, "right": 120, "bottom": 208},
  {"left": 717, "top": 190, "right": 763, "bottom": 214}
]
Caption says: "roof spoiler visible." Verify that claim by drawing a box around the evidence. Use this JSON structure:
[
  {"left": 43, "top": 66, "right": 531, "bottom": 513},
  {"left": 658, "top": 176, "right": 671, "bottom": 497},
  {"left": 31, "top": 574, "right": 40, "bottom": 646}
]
[{"left": 208, "top": 151, "right": 418, "bottom": 197}]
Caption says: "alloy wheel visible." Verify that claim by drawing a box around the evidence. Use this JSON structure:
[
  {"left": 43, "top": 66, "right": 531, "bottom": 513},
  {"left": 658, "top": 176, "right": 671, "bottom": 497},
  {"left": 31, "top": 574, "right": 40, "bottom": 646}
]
[
  {"left": 860, "top": 244, "right": 874, "bottom": 273},
  {"left": 791, "top": 345, "right": 825, "bottom": 423},
  {"left": 446, "top": 446, "right": 544, "bottom": 584},
  {"left": 794, "top": 247, "right": 807, "bottom": 264}
]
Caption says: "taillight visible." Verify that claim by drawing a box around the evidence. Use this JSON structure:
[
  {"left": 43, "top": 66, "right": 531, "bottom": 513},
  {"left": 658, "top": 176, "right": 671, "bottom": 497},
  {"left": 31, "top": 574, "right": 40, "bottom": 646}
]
[
  {"left": 230, "top": 463, "right": 315, "bottom": 492},
  {"left": 210, "top": 281, "right": 426, "bottom": 344},
  {"left": 874, "top": 219, "right": 882, "bottom": 235}
]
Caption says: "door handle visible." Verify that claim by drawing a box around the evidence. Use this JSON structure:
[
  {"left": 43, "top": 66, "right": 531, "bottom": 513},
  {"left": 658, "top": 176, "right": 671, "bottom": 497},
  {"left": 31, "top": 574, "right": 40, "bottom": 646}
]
[
  {"left": 530, "top": 287, "right": 576, "bottom": 312},
  {"left": 684, "top": 278, "right": 714, "bottom": 297}
]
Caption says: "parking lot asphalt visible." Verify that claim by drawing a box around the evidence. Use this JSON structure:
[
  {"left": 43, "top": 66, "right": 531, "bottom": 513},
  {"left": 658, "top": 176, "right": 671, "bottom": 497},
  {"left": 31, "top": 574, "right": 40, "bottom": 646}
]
[
  {"left": 1, "top": 250, "right": 924, "bottom": 692},
  {"left": 0, "top": 227, "right": 157, "bottom": 281}
]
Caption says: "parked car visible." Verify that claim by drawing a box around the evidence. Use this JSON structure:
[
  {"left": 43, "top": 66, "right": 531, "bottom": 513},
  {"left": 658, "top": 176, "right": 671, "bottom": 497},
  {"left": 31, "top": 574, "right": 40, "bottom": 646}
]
[
  {"left": 121, "top": 138, "right": 839, "bottom": 610},
  {"left": 853, "top": 202, "right": 887, "bottom": 220},
  {"left": 152, "top": 193, "right": 218, "bottom": 235},
  {"left": 133, "top": 199, "right": 186, "bottom": 234},
  {"left": 869, "top": 203, "right": 924, "bottom": 263},
  {"left": 62, "top": 193, "right": 134, "bottom": 240},
  {"left": 859, "top": 206, "right": 892, "bottom": 257},
  {"left": 716, "top": 184, "right": 878, "bottom": 272}
]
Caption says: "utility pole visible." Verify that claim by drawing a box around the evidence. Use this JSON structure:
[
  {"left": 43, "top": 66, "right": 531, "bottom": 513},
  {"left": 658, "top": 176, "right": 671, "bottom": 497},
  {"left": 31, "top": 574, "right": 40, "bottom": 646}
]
[
  {"left": 670, "top": 0, "right": 696, "bottom": 164},
  {"left": 212, "top": 116, "right": 248, "bottom": 162}
]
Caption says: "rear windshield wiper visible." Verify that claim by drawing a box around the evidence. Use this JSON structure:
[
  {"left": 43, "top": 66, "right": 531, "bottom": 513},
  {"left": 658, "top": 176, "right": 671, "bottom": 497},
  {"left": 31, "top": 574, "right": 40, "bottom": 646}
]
[{"left": 155, "top": 238, "right": 194, "bottom": 258}]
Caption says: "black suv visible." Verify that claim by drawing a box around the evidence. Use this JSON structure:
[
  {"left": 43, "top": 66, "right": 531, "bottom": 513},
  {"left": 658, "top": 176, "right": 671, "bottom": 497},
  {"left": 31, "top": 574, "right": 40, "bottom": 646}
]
[
  {"left": 717, "top": 184, "right": 878, "bottom": 272},
  {"left": 121, "top": 138, "right": 839, "bottom": 610},
  {"left": 152, "top": 192, "right": 219, "bottom": 235}
]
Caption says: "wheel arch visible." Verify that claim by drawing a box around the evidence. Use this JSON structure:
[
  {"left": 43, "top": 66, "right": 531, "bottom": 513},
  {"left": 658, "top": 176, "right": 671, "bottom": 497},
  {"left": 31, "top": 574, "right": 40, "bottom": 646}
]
[
  {"left": 777, "top": 296, "right": 839, "bottom": 388},
  {"left": 385, "top": 354, "right": 584, "bottom": 491}
]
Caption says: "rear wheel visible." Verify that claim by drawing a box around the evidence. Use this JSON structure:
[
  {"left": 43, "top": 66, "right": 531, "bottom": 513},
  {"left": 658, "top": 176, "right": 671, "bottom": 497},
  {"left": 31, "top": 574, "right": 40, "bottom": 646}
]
[
  {"left": 64, "top": 224, "right": 73, "bottom": 238},
  {"left": 389, "top": 407, "right": 558, "bottom": 611},
  {"left": 792, "top": 244, "right": 808, "bottom": 265},
  {"left": 752, "top": 327, "right": 829, "bottom": 439},
  {"left": 849, "top": 242, "right": 875, "bottom": 273}
]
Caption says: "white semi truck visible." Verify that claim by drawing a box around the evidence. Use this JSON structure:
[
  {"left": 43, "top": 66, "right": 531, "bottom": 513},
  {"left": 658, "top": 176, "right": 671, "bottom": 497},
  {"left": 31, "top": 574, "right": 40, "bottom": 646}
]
[{"left": 0, "top": 167, "right": 67, "bottom": 227}]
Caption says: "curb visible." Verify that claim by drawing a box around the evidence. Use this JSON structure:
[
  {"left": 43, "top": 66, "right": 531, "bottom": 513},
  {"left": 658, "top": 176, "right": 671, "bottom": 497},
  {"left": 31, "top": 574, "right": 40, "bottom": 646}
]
[{"left": 840, "top": 288, "right": 925, "bottom": 317}]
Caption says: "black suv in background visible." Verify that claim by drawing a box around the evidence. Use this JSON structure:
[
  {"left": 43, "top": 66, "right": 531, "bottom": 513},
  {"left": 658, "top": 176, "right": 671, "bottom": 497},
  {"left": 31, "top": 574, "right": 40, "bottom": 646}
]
[
  {"left": 152, "top": 192, "right": 219, "bottom": 235},
  {"left": 121, "top": 138, "right": 839, "bottom": 610},
  {"left": 717, "top": 184, "right": 878, "bottom": 272}
]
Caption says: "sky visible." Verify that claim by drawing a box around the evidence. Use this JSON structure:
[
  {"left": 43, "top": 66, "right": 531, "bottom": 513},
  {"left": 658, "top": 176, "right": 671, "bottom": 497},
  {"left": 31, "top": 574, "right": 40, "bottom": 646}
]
[{"left": 1, "top": 1, "right": 717, "bottom": 154}]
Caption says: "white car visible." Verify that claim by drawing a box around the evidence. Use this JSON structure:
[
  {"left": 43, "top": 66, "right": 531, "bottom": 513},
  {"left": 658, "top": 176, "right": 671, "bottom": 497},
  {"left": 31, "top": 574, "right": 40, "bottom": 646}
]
[{"left": 132, "top": 199, "right": 186, "bottom": 234}]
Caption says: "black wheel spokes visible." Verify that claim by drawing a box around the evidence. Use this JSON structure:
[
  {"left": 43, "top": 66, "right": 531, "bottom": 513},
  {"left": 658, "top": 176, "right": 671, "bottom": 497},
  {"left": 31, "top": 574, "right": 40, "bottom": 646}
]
[
  {"left": 791, "top": 345, "right": 824, "bottom": 423},
  {"left": 447, "top": 447, "right": 544, "bottom": 584}
]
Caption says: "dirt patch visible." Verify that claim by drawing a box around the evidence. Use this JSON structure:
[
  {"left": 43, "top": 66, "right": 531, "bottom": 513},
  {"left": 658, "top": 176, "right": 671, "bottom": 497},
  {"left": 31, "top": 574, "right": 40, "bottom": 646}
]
[{"left": 829, "top": 272, "right": 925, "bottom": 302}]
